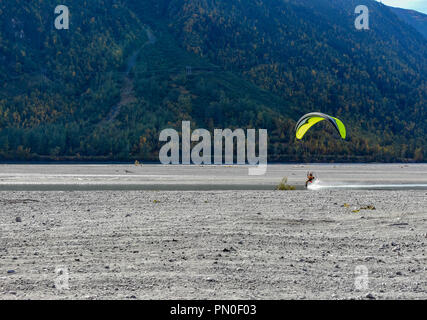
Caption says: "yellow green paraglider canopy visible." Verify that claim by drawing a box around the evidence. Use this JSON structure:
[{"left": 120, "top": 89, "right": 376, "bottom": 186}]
[{"left": 295, "top": 112, "right": 346, "bottom": 140}]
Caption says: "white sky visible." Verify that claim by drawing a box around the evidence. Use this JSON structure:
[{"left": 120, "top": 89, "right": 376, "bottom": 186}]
[{"left": 377, "top": 0, "right": 427, "bottom": 13}]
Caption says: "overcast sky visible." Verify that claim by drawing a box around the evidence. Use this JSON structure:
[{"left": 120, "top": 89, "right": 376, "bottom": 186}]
[{"left": 377, "top": 0, "right": 427, "bottom": 13}]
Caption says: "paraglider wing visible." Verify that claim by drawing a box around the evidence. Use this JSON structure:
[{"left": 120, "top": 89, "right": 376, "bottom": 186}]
[{"left": 295, "top": 112, "right": 346, "bottom": 140}]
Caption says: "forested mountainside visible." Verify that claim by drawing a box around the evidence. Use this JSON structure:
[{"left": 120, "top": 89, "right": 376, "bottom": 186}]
[
  {"left": 0, "top": 0, "right": 426, "bottom": 162},
  {"left": 389, "top": 6, "right": 427, "bottom": 39}
]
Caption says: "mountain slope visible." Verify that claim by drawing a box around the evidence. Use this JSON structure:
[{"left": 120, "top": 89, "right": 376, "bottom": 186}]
[
  {"left": 0, "top": 0, "right": 426, "bottom": 162},
  {"left": 389, "top": 6, "right": 427, "bottom": 39}
]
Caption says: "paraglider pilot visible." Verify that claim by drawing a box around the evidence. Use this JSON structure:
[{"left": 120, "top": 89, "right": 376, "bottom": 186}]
[{"left": 306, "top": 172, "right": 315, "bottom": 188}]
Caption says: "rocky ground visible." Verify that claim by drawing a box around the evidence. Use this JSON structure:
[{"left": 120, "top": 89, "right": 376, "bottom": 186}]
[{"left": 0, "top": 189, "right": 425, "bottom": 300}]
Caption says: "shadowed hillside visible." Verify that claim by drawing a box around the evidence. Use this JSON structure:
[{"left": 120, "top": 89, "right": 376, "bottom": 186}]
[{"left": 389, "top": 6, "right": 427, "bottom": 39}]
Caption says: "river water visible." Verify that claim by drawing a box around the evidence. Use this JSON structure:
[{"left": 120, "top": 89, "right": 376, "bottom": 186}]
[{"left": 1, "top": 163, "right": 427, "bottom": 191}]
